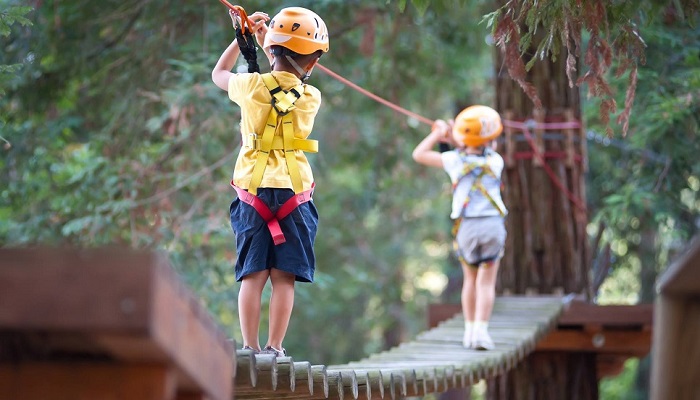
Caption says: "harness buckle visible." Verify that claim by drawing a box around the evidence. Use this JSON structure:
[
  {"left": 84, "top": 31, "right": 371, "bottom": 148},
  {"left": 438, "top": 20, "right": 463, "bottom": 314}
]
[
  {"left": 244, "top": 133, "right": 258, "bottom": 149},
  {"left": 271, "top": 97, "right": 293, "bottom": 116}
]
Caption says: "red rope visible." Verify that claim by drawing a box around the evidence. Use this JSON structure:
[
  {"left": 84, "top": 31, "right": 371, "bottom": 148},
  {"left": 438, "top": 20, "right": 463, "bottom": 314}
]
[
  {"left": 517, "top": 126, "right": 587, "bottom": 212},
  {"left": 316, "top": 64, "right": 435, "bottom": 126},
  {"left": 315, "top": 63, "right": 587, "bottom": 213}
]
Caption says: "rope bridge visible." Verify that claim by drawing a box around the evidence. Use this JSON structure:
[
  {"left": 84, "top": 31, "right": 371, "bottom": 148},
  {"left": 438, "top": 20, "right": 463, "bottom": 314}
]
[{"left": 234, "top": 296, "right": 565, "bottom": 399}]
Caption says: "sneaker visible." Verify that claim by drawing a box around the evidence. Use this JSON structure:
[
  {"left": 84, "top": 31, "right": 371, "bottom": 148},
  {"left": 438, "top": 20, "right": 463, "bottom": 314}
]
[
  {"left": 463, "top": 326, "right": 473, "bottom": 349},
  {"left": 261, "top": 345, "right": 287, "bottom": 357},
  {"left": 241, "top": 345, "right": 259, "bottom": 353},
  {"left": 472, "top": 327, "right": 495, "bottom": 351}
]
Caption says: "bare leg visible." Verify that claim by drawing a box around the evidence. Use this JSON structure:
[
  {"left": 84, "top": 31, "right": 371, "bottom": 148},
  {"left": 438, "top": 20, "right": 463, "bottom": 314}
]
[
  {"left": 475, "top": 259, "right": 500, "bottom": 322},
  {"left": 461, "top": 262, "right": 478, "bottom": 322},
  {"left": 238, "top": 269, "right": 270, "bottom": 350},
  {"left": 266, "top": 268, "right": 296, "bottom": 349}
]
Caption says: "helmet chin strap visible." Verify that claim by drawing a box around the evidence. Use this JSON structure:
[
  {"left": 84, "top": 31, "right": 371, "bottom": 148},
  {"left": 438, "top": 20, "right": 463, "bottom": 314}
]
[{"left": 285, "top": 55, "right": 312, "bottom": 82}]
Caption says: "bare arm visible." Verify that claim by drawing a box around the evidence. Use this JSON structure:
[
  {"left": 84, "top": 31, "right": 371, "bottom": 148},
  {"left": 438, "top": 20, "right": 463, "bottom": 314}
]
[
  {"left": 211, "top": 39, "right": 241, "bottom": 91},
  {"left": 412, "top": 120, "right": 451, "bottom": 168},
  {"left": 211, "top": 11, "right": 270, "bottom": 91}
]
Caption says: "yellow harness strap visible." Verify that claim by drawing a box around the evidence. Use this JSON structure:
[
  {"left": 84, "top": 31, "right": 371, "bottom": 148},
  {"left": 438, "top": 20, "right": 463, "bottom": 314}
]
[
  {"left": 247, "top": 74, "right": 316, "bottom": 195},
  {"left": 450, "top": 153, "right": 506, "bottom": 237}
]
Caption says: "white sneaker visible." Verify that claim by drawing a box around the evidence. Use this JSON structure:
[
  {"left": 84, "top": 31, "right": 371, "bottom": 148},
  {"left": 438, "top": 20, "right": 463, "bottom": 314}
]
[
  {"left": 463, "top": 326, "right": 473, "bottom": 348},
  {"left": 472, "top": 327, "right": 495, "bottom": 350}
]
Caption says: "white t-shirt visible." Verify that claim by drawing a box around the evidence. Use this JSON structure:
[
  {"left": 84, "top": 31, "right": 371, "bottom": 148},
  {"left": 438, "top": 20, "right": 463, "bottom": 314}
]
[{"left": 441, "top": 148, "right": 508, "bottom": 219}]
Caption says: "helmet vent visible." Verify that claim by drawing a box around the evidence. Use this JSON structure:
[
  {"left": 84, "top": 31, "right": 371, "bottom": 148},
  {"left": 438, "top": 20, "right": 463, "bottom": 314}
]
[
  {"left": 292, "top": 23, "right": 300, "bottom": 31},
  {"left": 314, "top": 18, "right": 319, "bottom": 27}
]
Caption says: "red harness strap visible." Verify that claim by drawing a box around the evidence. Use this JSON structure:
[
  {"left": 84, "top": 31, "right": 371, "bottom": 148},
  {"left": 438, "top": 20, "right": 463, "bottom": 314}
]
[{"left": 231, "top": 181, "right": 315, "bottom": 245}]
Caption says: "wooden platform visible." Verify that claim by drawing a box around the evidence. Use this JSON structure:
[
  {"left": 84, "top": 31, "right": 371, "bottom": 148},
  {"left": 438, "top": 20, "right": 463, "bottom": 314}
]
[
  {"left": 232, "top": 296, "right": 565, "bottom": 399},
  {"left": 0, "top": 247, "right": 234, "bottom": 400}
]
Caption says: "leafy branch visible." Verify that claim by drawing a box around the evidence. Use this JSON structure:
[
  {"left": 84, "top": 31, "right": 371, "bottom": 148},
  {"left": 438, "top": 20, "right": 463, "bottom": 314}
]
[
  {"left": 0, "top": 5, "right": 33, "bottom": 97},
  {"left": 483, "top": 0, "right": 697, "bottom": 136}
]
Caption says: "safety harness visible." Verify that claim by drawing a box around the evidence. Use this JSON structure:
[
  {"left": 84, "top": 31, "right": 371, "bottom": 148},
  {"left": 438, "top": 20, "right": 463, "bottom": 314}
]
[
  {"left": 451, "top": 149, "right": 507, "bottom": 266},
  {"left": 231, "top": 73, "right": 319, "bottom": 245}
]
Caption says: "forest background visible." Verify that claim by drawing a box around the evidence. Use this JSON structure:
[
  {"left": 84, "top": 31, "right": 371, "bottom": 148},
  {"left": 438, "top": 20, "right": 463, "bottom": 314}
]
[{"left": 2, "top": 1, "right": 699, "bottom": 398}]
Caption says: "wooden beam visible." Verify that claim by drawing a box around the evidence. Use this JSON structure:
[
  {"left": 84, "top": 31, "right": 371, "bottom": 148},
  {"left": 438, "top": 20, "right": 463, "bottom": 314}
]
[
  {"left": 536, "top": 330, "right": 651, "bottom": 354},
  {"left": 556, "top": 301, "right": 653, "bottom": 327},
  {"left": 0, "top": 362, "right": 176, "bottom": 400},
  {"left": 0, "top": 247, "right": 234, "bottom": 400},
  {"left": 429, "top": 300, "right": 653, "bottom": 330}
]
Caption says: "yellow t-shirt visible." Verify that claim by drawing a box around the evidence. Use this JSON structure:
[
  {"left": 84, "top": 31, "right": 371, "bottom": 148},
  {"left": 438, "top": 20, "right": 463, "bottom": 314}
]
[{"left": 228, "top": 71, "right": 321, "bottom": 191}]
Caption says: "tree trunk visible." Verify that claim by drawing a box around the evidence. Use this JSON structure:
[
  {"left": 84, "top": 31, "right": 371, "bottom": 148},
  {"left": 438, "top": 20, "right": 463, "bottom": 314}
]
[
  {"left": 487, "top": 352, "right": 598, "bottom": 400},
  {"left": 491, "top": 2, "right": 594, "bottom": 397},
  {"left": 495, "top": 39, "right": 589, "bottom": 296}
]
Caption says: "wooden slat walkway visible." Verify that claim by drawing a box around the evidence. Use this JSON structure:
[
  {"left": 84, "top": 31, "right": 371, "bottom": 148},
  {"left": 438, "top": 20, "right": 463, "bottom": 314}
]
[{"left": 233, "top": 296, "right": 565, "bottom": 399}]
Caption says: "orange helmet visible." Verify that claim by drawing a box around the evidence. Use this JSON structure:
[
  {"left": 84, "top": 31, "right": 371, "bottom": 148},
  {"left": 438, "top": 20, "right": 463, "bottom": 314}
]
[
  {"left": 263, "top": 7, "right": 330, "bottom": 55},
  {"left": 452, "top": 105, "right": 503, "bottom": 147}
]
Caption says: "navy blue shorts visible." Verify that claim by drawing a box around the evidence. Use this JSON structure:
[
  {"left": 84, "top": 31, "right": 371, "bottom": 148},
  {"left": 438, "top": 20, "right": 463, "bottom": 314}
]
[{"left": 230, "top": 187, "right": 318, "bottom": 283}]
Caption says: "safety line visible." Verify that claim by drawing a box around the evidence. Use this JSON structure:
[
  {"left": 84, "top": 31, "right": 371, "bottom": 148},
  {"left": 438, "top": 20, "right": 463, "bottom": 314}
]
[
  {"left": 316, "top": 64, "right": 435, "bottom": 126},
  {"left": 316, "top": 63, "right": 588, "bottom": 214}
]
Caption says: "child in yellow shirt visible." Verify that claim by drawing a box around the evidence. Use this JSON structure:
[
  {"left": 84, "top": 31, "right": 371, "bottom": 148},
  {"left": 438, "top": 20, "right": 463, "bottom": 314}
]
[{"left": 212, "top": 6, "right": 329, "bottom": 357}]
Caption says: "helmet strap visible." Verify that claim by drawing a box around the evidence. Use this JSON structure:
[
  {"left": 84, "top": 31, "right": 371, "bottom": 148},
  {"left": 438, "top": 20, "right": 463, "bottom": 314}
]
[{"left": 285, "top": 55, "right": 312, "bottom": 82}]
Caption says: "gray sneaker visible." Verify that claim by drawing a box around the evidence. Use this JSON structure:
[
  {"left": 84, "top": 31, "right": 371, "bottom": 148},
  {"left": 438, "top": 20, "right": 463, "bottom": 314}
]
[
  {"left": 261, "top": 345, "right": 287, "bottom": 357},
  {"left": 241, "top": 345, "right": 259, "bottom": 353}
]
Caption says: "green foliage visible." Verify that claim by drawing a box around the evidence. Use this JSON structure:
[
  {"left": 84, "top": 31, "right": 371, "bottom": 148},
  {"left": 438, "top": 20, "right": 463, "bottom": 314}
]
[
  {"left": 0, "top": 0, "right": 497, "bottom": 365},
  {"left": 2, "top": 7, "right": 698, "bottom": 396},
  {"left": 0, "top": 5, "right": 31, "bottom": 37},
  {"left": 600, "top": 358, "right": 646, "bottom": 400},
  {"left": 0, "top": 3, "right": 32, "bottom": 96},
  {"left": 586, "top": 18, "right": 700, "bottom": 289}
]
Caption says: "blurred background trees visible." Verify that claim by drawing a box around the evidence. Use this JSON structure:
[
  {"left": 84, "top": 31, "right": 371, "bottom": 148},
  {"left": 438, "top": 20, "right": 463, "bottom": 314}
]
[{"left": 2, "top": 0, "right": 698, "bottom": 397}]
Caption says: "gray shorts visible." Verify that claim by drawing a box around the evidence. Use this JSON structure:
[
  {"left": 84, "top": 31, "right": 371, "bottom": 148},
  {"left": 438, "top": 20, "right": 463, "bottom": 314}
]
[{"left": 454, "top": 216, "right": 506, "bottom": 266}]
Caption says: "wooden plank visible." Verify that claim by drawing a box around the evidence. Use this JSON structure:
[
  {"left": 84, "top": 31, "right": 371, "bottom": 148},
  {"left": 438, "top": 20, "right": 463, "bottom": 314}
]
[
  {"left": 0, "top": 247, "right": 234, "bottom": 400},
  {"left": 0, "top": 248, "right": 155, "bottom": 331},
  {"left": 0, "top": 362, "right": 176, "bottom": 400},
  {"left": 234, "top": 349, "right": 258, "bottom": 388}
]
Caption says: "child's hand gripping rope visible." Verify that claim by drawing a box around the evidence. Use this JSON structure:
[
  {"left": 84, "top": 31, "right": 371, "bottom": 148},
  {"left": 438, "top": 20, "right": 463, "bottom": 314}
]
[{"left": 218, "top": 2, "right": 269, "bottom": 73}]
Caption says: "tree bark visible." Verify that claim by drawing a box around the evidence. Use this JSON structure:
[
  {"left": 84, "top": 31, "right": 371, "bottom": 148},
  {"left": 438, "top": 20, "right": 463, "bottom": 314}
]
[
  {"left": 494, "top": 22, "right": 588, "bottom": 296},
  {"left": 491, "top": 2, "right": 594, "bottom": 398}
]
